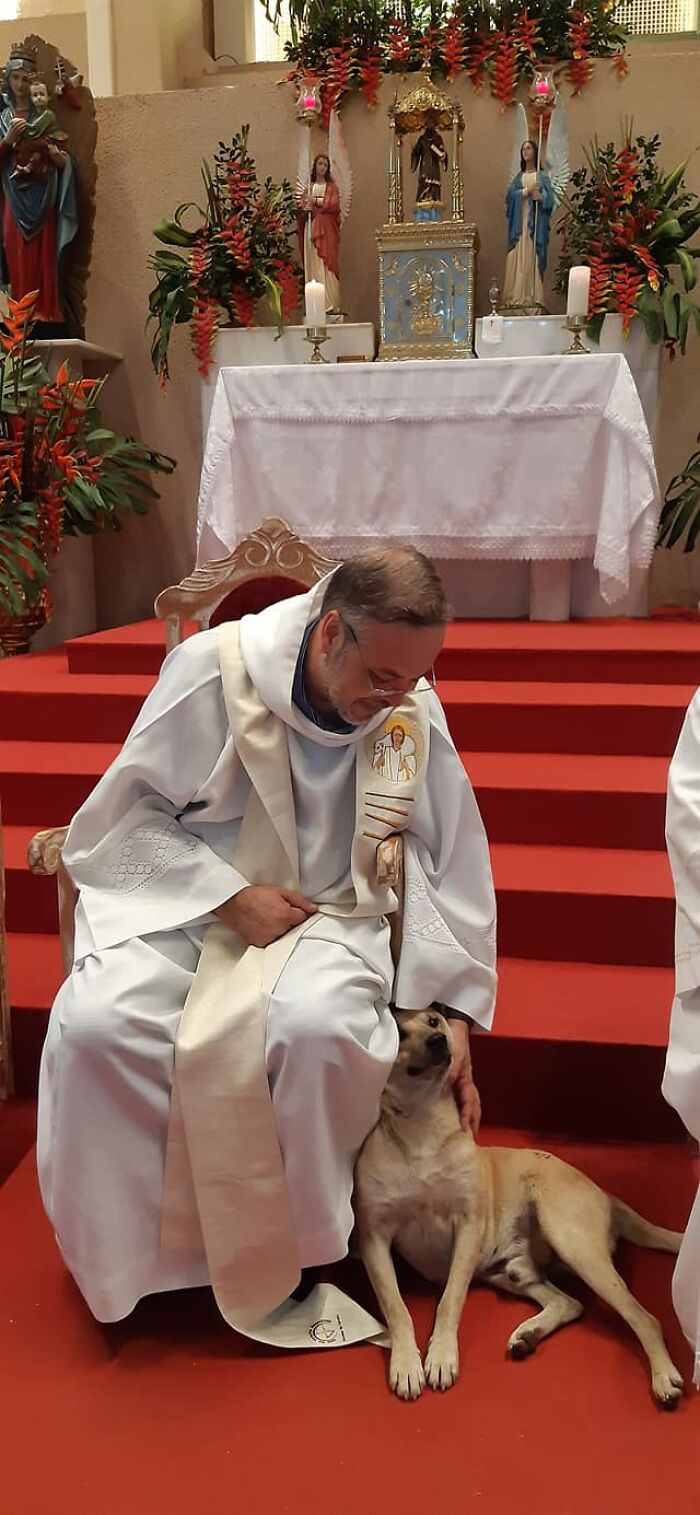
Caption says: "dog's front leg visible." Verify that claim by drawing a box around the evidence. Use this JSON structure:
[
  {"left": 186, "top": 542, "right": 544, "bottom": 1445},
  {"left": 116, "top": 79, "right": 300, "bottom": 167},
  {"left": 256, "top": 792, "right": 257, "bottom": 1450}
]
[
  {"left": 361, "top": 1231, "right": 425, "bottom": 1400},
  {"left": 424, "top": 1219, "right": 482, "bottom": 1391}
]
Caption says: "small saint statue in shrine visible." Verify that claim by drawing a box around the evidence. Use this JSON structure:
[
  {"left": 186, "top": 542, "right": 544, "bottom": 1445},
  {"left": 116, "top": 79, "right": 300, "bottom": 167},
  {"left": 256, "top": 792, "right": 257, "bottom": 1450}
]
[{"left": 410, "top": 124, "right": 448, "bottom": 211}]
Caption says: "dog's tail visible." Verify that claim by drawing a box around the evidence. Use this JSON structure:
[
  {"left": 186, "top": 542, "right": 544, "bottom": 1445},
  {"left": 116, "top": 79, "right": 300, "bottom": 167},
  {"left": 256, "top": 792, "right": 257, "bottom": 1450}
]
[{"left": 611, "top": 1197, "right": 683, "bottom": 1255}]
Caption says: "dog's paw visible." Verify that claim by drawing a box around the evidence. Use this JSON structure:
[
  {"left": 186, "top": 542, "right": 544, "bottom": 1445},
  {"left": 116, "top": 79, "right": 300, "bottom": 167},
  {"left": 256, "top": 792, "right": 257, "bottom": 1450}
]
[
  {"left": 424, "top": 1335, "right": 459, "bottom": 1391},
  {"left": 507, "top": 1324, "right": 539, "bottom": 1360},
  {"left": 389, "top": 1347, "right": 425, "bottom": 1401},
  {"left": 652, "top": 1366, "right": 684, "bottom": 1410}
]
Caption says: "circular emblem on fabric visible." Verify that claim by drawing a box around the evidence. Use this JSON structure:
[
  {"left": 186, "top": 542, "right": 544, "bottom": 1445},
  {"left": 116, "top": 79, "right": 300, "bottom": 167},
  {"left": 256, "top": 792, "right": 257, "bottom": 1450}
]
[
  {"left": 367, "top": 716, "right": 424, "bottom": 786},
  {"left": 309, "top": 1319, "right": 338, "bottom": 1344}
]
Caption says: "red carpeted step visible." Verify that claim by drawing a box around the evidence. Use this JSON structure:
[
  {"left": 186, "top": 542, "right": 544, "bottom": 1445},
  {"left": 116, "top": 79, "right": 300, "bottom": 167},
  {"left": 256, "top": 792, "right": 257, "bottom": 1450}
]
[
  {"left": 65, "top": 619, "right": 174, "bottom": 676},
  {"left": 492, "top": 842, "right": 674, "bottom": 967},
  {"left": 442, "top": 680, "right": 692, "bottom": 755},
  {"left": 465, "top": 751, "right": 669, "bottom": 850},
  {"left": 6, "top": 933, "right": 62, "bottom": 1094},
  {"left": 0, "top": 663, "right": 155, "bottom": 741},
  {"left": 0, "top": 739, "right": 119, "bottom": 824},
  {"left": 438, "top": 618, "right": 700, "bottom": 684},
  {"left": 63, "top": 617, "right": 700, "bottom": 687},
  {"left": 4, "top": 825, "right": 58, "bottom": 933}
]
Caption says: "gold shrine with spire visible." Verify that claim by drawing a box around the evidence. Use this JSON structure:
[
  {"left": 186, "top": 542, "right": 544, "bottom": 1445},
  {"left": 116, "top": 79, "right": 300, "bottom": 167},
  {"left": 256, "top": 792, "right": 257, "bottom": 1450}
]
[{"left": 376, "top": 68, "right": 478, "bottom": 361}]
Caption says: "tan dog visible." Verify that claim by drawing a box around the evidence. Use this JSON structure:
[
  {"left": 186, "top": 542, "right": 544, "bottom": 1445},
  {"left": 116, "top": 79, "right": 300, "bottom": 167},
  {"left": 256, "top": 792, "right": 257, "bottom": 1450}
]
[{"left": 354, "top": 1007, "right": 685, "bottom": 1407}]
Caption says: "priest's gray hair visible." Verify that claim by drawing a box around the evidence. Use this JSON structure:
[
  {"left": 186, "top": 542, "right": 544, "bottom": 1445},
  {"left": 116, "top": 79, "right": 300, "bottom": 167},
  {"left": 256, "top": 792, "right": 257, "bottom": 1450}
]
[{"left": 320, "top": 545, "right": 451, "bottom": 628}]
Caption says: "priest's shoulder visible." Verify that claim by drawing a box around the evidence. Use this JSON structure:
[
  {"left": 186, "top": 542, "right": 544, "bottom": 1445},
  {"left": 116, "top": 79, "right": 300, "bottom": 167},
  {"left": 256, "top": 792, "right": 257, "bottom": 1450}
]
[{"left": 158, "top": 625, "right": 225, "bottom": 682}]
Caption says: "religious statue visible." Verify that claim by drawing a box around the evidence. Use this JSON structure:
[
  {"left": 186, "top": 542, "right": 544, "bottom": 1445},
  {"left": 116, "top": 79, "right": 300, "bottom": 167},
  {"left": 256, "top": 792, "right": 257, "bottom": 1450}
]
[
  {"left": 0, "top": 43, "right": 77, "bottom": 331},
  {"left": 296, "top": 108, "right": 352, "bottom": 317},
  {"left": 410, "top": 124, "right": 448, "bottom": 211},
  {"left": 502, "top": 91, "right": 569, "bottom": 314}
]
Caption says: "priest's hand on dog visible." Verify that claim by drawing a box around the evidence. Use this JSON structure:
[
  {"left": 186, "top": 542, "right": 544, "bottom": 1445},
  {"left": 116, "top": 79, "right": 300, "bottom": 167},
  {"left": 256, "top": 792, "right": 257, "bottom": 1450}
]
[
  {"left": 447, "top": 1017, "right": 481, "bottom": 1135},
  {"left": 216, "top": 886, "right": 317, "bottom": 947}
]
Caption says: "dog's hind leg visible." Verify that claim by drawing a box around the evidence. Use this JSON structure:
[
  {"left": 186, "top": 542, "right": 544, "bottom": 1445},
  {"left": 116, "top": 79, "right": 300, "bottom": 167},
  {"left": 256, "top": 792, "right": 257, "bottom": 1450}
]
[
  {"left": 535, "top": 1192, "right": 685, "bottom": 1408},
  {"left": 488, "top": 1266, "right": 583, "bottom": 1358},
  {"left": 360, "top": 1230, "right": 425, "bottom": 1401}
]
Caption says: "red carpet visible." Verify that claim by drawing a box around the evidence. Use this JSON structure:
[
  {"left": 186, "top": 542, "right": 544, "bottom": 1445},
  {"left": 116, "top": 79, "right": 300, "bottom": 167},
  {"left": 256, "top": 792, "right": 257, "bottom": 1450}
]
[
  {"left": 1, "top": 617, "right": 699, "bottom": 1512},
  {"left": 0, "top": 1134, "right": 696, "bottom": 1515}
]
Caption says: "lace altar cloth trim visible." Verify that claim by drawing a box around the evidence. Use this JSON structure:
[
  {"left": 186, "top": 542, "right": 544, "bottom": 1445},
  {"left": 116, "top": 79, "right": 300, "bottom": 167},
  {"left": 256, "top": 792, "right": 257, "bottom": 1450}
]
[{"left": 92, "top": 821, "right": 200, "bottom": 895}]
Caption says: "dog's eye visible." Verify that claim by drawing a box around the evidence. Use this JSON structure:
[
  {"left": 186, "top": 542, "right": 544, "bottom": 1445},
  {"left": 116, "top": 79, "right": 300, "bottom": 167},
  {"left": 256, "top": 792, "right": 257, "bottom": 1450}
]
[{"left": 428, "top": 1015, "right": 440, "bottom": 1029}]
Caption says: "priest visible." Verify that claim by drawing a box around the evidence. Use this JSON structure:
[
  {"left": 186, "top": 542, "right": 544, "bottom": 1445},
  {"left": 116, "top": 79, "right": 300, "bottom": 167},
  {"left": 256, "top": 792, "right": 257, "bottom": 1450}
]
[
  {"left": 663, "top": 687, "right": 700, "bottom": 1387},
  {"left": 37, "top": 545, "right": 497, "bottom": 1339}
]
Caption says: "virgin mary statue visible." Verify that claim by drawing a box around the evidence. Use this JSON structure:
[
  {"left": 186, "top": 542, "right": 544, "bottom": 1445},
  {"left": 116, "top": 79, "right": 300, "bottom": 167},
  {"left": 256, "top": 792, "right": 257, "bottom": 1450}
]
[
  {"left": 296, "top": 109, "right": 352, "bottom": 317},
  {"left": 0, "top": 43, "right": 77, "bottom": 330},
  {"left": 502, "top": 94, "right": 568, "bottom": 313}
]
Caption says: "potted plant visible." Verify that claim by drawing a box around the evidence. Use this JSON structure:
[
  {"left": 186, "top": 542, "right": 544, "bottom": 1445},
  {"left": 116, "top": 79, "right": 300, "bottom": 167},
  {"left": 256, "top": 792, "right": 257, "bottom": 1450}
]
[
  {"left": 557, "top": 128, "right": 700, "bottom": 353},
  {"left": 657, "top": 435, "right": 700, "bottom": 555},
  {"left": 0, "top": 290, "right": 175, "bottom": 655},
  {"left": 147, "top": 125, "right": 301, "bottom": 384}
]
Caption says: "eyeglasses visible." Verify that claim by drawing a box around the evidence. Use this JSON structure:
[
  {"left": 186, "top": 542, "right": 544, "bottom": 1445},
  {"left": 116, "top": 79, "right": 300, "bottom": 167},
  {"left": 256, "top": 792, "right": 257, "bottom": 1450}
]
[{"left": 341, "top": 618, "right": 437, "bottom": 701}]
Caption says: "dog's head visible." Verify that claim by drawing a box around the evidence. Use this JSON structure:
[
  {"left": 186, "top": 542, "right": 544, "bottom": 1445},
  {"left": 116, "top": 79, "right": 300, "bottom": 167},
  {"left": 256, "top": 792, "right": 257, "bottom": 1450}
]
[{"left": 389, "top": 1005, "right": 454, "bottom": 1092}]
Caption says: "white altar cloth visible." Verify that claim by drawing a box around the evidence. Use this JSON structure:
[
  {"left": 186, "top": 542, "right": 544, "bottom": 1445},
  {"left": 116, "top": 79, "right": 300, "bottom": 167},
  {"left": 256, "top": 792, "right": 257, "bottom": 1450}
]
[{"left": 197, "top": 354, "right": 659, "bottom": 607}]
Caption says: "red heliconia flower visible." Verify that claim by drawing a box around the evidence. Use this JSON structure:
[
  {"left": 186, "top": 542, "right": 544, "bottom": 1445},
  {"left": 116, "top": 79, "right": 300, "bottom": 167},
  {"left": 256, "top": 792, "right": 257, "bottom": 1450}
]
[
  {"left": 386, "top": 19, "right": 411, "bottom": 69},
  {"left": 567, "top": 8, "right": 592, "bottom": 94},
  {"left": 614, "top": 264, "right": 642, "bottom": 335},
  {"left": 359, "top": 49, "right": 382, "bottom": 107},
  {"left": 191, "top": 296, "right": 219, "bottom": 378},
  {"left": 418, "top": 26, "right": 439, "bottom": 69},
  {"left": 231, "top": 288, "right": 256, "bottom": 329},
  {"left": 612, "top": 50, "right": 629, "bottom": 79},
  {"left": 273, "top": 259, "right": 301, "bottom": 321},
  {"left": 587, "top": 244, "right": 613, "bottom": 314},
  {"left": 442, "top": 16, "right": 464, "bottom": 81},
  {"left": 615, "top": 144, "right": 638, "bottom": 205},
  {"left": 514, "top": 9, "right": 540, "bottom": 58},
  {"left": 491, "top": 32, "right": 517, "bottom": 108},
  {"left": 466, "top": 32, "right": 494, "bottom": 93},
  {"left": 631, "top": 243, "right": 661, "bottom": 292},
  {"left": 220, "top": 223, "right": 252, "bottom": 269},
  {"left": 324, "top": 39, "right": 354, "bottom": 124}
]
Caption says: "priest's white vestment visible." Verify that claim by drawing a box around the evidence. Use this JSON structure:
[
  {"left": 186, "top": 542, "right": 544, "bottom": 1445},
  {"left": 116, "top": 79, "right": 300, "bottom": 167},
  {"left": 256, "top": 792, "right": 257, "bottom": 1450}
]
[
  {"left": 37, "top": 585, "right": 497, "bottom": 1325},
  {"left": 663, "top": 687, "right": 700, "bottom": 1387}
]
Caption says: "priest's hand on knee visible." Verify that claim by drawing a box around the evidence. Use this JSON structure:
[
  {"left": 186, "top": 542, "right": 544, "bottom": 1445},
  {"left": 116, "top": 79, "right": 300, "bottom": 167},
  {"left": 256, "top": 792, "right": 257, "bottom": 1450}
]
[
  {"left": 215, "top": 886, "right": 317, "bottom": 948},
  {"left": 446, "top": 1017, "right": 482, "bottom": 1136}
]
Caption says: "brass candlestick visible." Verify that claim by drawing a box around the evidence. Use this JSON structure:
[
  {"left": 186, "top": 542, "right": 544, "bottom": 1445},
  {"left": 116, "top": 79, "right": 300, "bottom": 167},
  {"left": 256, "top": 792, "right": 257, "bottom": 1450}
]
[
  {"left": 563, "top": 314, "right": 589, "bottom": 355},
  {"left": 304, "top": 326, "right": 329, "bottom": 363}
]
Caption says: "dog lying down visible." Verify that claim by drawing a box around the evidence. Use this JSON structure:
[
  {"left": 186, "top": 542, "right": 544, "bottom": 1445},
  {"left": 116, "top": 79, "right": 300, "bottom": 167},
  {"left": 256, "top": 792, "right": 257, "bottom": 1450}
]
[{"left": 353, "top": 1007, "right": 685, "bottom": 1407}]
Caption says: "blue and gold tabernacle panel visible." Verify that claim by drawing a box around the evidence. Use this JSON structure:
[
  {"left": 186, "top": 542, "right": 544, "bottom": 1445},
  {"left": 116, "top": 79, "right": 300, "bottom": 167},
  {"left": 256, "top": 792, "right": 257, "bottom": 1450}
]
[{"left": 376, "top": 221, "right": 478, "bottom": 361}]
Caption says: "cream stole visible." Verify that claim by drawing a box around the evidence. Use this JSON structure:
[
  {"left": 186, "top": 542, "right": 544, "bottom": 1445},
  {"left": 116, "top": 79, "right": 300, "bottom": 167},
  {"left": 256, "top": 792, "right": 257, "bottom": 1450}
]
[{"left": 161, "top": 621, "right": 429, "bottom": 1347}]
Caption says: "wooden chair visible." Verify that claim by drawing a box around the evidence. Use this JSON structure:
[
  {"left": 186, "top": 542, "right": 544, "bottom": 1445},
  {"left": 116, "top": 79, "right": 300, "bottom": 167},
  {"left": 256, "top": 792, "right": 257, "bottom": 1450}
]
[
  {"left": 0, "top": 799, "right": 14, "bottom": 1098},
  {"left": 154, "top": 516, "right": 338, "bottom": 653},
  {"left": 28, "top": 518, "right": 341, "bottom": 972}
]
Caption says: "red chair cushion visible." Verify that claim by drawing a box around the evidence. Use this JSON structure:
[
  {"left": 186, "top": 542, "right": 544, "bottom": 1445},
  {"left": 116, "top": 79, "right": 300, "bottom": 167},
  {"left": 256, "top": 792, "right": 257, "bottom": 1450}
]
[{"left": 208, "top": 575, "right": 309, "bottom": 626}]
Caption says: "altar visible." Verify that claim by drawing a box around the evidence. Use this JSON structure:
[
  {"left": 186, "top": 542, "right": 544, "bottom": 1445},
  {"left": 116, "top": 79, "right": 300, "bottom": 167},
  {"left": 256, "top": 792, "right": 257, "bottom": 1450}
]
[{"left": 196, "top": 351, "right": 660, "bottom": 621}]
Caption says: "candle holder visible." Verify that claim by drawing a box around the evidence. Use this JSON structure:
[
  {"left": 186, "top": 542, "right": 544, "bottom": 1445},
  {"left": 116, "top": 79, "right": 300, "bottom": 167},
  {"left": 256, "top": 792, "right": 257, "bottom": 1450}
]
[
  {"left": 304, "top": 325, "right": 329, "bottom": 363},
  {"left": 563, "top": 314, "right": 589, "bottom": 355}
]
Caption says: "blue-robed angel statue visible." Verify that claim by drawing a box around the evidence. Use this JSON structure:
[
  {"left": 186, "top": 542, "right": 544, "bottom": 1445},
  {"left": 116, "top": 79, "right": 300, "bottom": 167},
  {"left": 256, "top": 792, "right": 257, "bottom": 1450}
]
[{"left": 502, "top": 92, "right": 568, "bottom": 312}]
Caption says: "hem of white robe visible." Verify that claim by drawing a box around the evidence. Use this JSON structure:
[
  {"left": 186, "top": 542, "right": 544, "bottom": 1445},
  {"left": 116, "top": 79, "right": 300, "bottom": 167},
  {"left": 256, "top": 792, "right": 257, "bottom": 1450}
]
[
  {"left": 53, "top": 1222, "right": 352, "bottom": 1323},
  {"left": 54, "top": 1236, "right": 212, "bottom": 1324}
]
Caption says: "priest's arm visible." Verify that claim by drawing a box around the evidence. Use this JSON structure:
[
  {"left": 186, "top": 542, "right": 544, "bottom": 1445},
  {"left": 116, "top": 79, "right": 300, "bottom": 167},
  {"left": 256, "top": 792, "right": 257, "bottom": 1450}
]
[
  {"left": 61, "top": 632, "right": 250, "bottom": 957},
  {"left": 392, "top": 695, "right": 497, "bottom": 1031}
]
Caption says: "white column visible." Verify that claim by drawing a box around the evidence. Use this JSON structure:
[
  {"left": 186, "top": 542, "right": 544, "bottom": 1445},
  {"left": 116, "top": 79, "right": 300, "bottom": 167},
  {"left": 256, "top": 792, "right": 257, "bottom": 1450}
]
[{"left": 85, "top": 0, "right": 115, "bottom": 97}]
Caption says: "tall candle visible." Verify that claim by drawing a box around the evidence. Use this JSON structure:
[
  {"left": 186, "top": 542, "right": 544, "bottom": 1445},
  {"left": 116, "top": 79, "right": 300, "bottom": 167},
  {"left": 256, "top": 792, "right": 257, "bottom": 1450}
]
[
  {"left": 567, "top": 265, "right": 591, "bottom": 318},
  {"left": 305, "top": 280, "right": 326, "bottom": 328}
]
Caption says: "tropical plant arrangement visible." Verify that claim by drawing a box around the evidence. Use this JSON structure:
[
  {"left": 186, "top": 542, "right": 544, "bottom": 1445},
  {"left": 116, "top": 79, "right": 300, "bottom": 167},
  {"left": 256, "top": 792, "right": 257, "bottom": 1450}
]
[
  {"left": 557, "top": 129, "right": 700, "bottom": 355},
  {"left": 657, "top": 435, "right": 700, "bottom": 555},
  {"left": 148, "top": 126, "right": 301, "bottom": 384},
  {"left": 0, "top": 291, "right": 175, "bottom": 650},
  {"left": 265, "top": 0, "right": 628, "bottom": 115}
]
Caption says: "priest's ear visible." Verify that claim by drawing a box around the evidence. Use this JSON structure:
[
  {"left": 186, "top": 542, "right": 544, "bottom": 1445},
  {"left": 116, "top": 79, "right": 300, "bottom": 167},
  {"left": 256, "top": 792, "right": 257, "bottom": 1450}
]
[{"left": 317, "top": 609, "right": 344, "bottom": 655}]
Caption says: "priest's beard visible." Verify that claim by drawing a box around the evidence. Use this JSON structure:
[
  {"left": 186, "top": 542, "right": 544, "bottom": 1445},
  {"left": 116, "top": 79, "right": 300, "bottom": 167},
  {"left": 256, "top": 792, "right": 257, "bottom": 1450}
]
[{"left": 323, "top": 647, "right": 391, "bottom": 727}]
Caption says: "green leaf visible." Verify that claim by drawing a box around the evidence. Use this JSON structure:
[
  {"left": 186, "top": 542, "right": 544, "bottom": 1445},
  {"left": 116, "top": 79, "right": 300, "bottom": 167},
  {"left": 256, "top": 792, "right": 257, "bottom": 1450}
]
[
  {"left": 662, "top": 283, "right": 679, "bottom": 339},
  {"left": 153, "top": 218, "right": 196, "bottom": 247},
  {"left": 648, "top": 217, "right": 684, "bottom": 245}
]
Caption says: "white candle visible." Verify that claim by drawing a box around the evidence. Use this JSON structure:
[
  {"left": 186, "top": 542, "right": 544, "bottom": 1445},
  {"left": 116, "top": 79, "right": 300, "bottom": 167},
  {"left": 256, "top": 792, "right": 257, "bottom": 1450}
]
[
  {"left": 305, "top": 280, "right": 326, "bottom": 328},
  {"left": 567, "top": 265, "right": 591, "bottom": 319}
]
